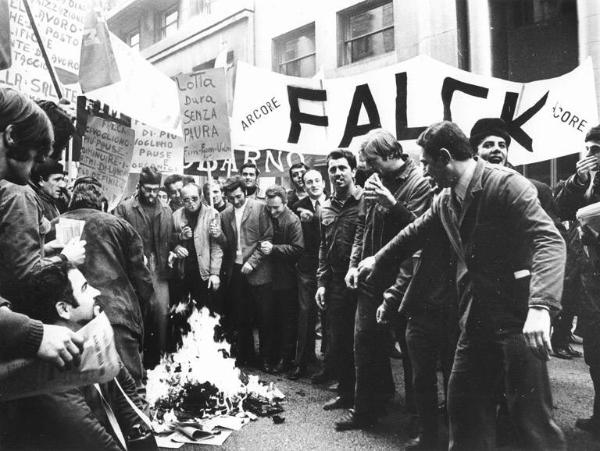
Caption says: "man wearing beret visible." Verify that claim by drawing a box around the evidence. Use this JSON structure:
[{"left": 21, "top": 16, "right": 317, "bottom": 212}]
[{"left": 469, "top": 118, "right": 578, "bottom": 362}]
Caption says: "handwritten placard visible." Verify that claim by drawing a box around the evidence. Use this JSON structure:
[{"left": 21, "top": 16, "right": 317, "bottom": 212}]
[
  {"left": 78, "top": 115, "right": 134, "bottom": 210},
  {"left": 176, "top": 68, "right": 231, "bottom": 163},
  {"left": 131, "top": 120, "right": 183, "bottom": 174}
]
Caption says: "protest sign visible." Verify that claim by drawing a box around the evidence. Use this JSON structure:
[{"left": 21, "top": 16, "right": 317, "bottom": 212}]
[
  {"left": 0, "top": 0, "right": 11, "bottom": 70},
  {"left": 231, "top": 56, "right": 599, "bottom": 166},
  {"left": 78, "top": 115, "right": 135, "bottom": 211},
  {"left": 131, "top": 120, "right": 184, "bottom": 174},
  {"left": 176, "top": 68, "right": 231, "bottom": 163},
  {"left": 0, "top": 313, "right": 120, "bottom": 401},
  {"left": 0, "top": 0, "right": 84, "bottom": 102}
]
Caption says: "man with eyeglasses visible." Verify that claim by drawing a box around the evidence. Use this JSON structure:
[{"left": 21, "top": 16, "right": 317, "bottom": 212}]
[
  {"left": 555, "top": 124, "right": 600, "bottom": 439},
  {"left": 172, "top": 183, "right": 223, "bottom": 313},
  {"left": 115, "top": 165, "right": 177, "bottom": 367}
]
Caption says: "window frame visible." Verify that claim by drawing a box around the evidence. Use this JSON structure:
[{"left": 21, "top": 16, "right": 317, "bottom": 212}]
[
  {"left": 272, "top": 23, "right": 317, "bottom": 78},
  {"left": 128, "top": 29, "right": 140, "bottom": 50},
  {"left": 158, "top": 5, "right": 179, "bottom": 41},
  {"left": 338, "top": 0, "right": 395, "bottom": 66}
]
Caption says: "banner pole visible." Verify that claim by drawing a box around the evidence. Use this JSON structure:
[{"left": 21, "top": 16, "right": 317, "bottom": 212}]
[
  {"left": 207, "top": 165, "right": 214, "bottom": 208},
  {"left": 23, "top": 0, "right": 63, "bottom": 100}
]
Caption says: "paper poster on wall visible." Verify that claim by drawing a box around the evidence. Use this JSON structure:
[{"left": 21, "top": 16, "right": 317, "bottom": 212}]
[
  {"left": 176, "top": 68, "right": 231, "bottom": 163},
  {"left": 78, "top": 115, "right": 135, "bottom": 210}
]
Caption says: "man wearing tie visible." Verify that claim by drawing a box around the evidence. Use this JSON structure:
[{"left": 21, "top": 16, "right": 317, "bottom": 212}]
[
  {"left": 289, "top": 169, "right": 327, "bottom": 380},
  {"left": 358, "top": 121, "right": 566, "bottom": 450}
]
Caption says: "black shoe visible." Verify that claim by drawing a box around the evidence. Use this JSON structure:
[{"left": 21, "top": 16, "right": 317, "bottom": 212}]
[
  {"left": 273, "top": 359, "right": 292, "bottom": 374},
  {"left": 311, "top": 370, "right": 332, "bottom": 385},
  {"left": 404, "top": 436, "right": 440, "bottom": 451},
  {"left": 334, "top": 409, "right": 377, "bottom": 431},
  {"left": 323, "top": 396, "right": 353, "bottom": 411},
  {"left": 287, "top": 365, "right": 306, "bottom": 380},
  {"left": 576, "top": 417, "right": 600, "bottom": 435},
  {"left": 552, "top": 347, "right": 573, "bottom": 360},
  {"left": 565, "top": 344, "right": 582, "bottom": 358}
]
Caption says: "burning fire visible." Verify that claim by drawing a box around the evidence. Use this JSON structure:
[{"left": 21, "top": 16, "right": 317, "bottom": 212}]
[{"left": 147, "top": 305, "right": 283, "bottom": 424}]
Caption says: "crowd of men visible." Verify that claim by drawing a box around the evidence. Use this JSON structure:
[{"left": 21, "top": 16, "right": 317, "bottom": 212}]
[{"left": 1, "top": 84, "right": 600, "bottom": 450}]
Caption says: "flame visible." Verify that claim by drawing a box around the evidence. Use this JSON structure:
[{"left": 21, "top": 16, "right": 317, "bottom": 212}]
[
  {"left": 146, "top": 304, "right": 284, "bottom": 423},
  {"left": 147, "top": 306, "right": 244, "bottom": 410}
]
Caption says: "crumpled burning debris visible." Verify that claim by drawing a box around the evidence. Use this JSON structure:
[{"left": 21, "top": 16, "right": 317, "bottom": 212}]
[{"left": 147, "top": 305, "right": 285, "bottom": 432}]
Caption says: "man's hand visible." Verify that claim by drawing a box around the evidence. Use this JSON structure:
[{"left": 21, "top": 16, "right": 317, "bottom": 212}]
[
  {"left": 356, "top": 256, "right": 376, "bottom": 284},
  {"left": 61, "top": 238, "right": 86, "bottom": 265},
  {"left": 241, "top": 262, "right": 254, "bottom": 275},
  {"left": 181, "top": 226, "right": 193, "bottom": 240},
  {"left": 173, "top": 245, "right": 189, "bottom": 259},
  {"left": 44, "top": 239, "right": 63, "bottom": 253},
  {"left": 260, "top": 241, "right": 273, "bottom": 255},
  {"left": 523, "top": 307, "right": 553, "bottom": 361},
  {"left": 376, "top": 302, "right": 393, "bottom": 324},
  {"left": 208, "top": 275, "right": 220, "bottom": 291},
  {"left": 315, "top": 287, "right": 326, "bottom": 310},
  {"left": 344, "top": 267, "right": 359, "bottom": 289},
  {"left": 576, "top": 155, "right": 598, "bottom": 184},
  {"left": 37, "top": 324, "right": 84, "bottom": 369},
  {"left": 364, "top": 175, "right": 397, "bottom": 209},
  {"left": 297, "top": 208, "right": 314, "bottom": 223}
]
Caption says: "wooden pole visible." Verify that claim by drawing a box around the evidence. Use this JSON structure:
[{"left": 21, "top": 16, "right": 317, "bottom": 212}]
[
  {"left": 207, "top": 166, "right": 214, "bottom": 208},
  {"left": 23, "top": 0, "right": 63, "bottom": 100}
]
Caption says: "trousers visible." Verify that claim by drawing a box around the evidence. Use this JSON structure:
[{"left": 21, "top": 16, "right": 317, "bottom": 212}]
[
  {"left": 327, "top": 274, "right": 357, "bottom": 399},
  {"left": 406, "top": 311, "right": 458, "bottom": 442},
  {"left": 448, "top": 332, "right": 565, "bottom": 451},
  {"left": 295, "top": 270, "right": 318, "bottom": 368},
  {"left": 354, "top": 285, "right": 395, "bottom": 414}
]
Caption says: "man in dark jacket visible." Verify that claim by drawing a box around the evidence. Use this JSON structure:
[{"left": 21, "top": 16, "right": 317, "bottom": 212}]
[
  {"left": 554, "top": 123, "right": 600, "bottom": 437},
  {"left": 340, "top": 129, "right": 432, "bottom": 430},
  {"left": 359, "top": 121, "right": 566, "bottom": 450},
  {"left": 289, "top": 169, "right": 327, "bottom": 380},
  {"left": 262, "top": 185, "right": 304, "bottom": 373},
  {"left": 57, "top": 176, "right": 154, "bottom": 384},
  {"left": 218, "top": 176, "right": 273, "bottom": 369},
  {"left": 287, "top": 162, "right": 308, "bottom": 207},
  {"left": 316, "top": 150, "right": 363, "bottom": 415},
  {"left": 115, "top": 165, "right": 177, "bottom": 367},
  {"left": 8, "top": 262, "right": 150, "bottom": 451}
]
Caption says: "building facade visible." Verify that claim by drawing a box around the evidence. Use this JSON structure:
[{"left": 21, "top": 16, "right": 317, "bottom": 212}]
[{"left": 108, "top": 0, "right": 599, "bottom": 187}]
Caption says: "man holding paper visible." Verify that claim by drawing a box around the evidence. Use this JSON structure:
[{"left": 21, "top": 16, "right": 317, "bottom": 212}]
[
  {"left": 555, "top": 124, "right": 600, "bottom": 439},
  {"left": 6, "top": 261, "right": 152, "bottom": 451}
]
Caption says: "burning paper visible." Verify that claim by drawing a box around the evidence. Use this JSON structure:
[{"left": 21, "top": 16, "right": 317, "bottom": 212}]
[{"left": 147, "top": 306, "right": 284, "bottom": 427}]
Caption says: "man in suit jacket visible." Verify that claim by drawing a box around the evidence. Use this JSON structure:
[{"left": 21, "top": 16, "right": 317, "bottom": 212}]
[
  {"left": 218, "top": 175, "right": 273, "bottom": 370},
  {"left": 289, "top": 169, "right": 327, "bottom": 380},
  {"left": 262, "top": 185, "right": 304, "bottom": 373},
  {"left": 358, "top": 121, "right": 566, "bottom": 450}
]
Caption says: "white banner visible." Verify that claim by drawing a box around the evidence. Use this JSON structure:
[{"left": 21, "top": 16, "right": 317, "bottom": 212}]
[
  {"left": 131, "top": 120, "right": 184, "bottom": 174},
  {"left": 231, "top": 55, "right": 598, "bottom": 166}
]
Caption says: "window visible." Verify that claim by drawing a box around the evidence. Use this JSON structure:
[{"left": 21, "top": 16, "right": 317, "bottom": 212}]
[
  {"left": 159, "top": 6, "right": 178, "bottom": 40},
  {"left": 339, "top": 1, "right": 394, "bottom": 65},
  {"left": 273, "top": 24, "right": 316, "bottom": 77},
  {"left": 128, "top": 30, "right": 140, "bottom": 51}
]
